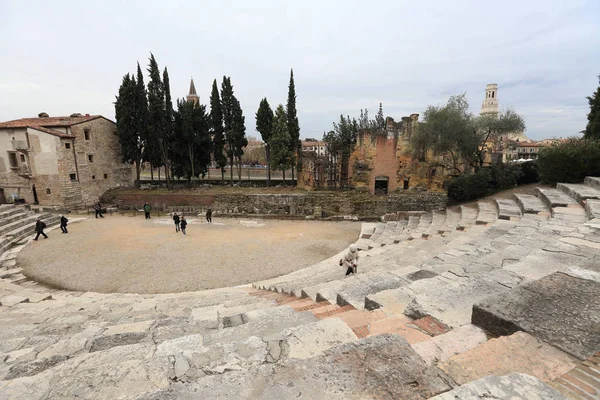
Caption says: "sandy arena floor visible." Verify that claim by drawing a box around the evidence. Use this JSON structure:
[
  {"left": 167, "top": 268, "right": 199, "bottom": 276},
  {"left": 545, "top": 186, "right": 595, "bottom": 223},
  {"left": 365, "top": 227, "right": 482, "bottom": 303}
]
[{"left": 18, "top": 215, "right": 361, "bottom": 294}]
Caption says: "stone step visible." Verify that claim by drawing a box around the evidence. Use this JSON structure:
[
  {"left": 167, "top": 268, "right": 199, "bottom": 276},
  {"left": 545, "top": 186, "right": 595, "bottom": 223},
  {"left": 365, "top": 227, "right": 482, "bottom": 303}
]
[
  {"left": 4, "top": 273, "right": 28, "bottom": 284},
  {"left": 584, "top": 176, "right": 600, "bottom": 190},
  {"left": 412, "top": 212, "right": 433, "bottom": 238},
  {"left": 369, "top": 223, "right": 386, "bottom": 242},
  {"left": 585, "top": 199, "right": 600, "bottom": 220},
  {"left": 366, "top": 313, "right": 432, "bottom": 344},
  {"left": 513, "top": 193, "right": 551, "bottom": 214},
  {"left": 495, "top": 198, "right": 522, "bottom": 220},
  {"left": 372, "top": 221, "right": 397, "bottom": 245},
  {"left": 537, "top": 187, "right": 579, "bottom": 208},
  {"left": 382, "top": 219, "right": 407, "bottom": 245},
  {"left": 0, "top": 294, "right": 29, "bottom": 306},
  {"left": 557, "top": 182, "right": 600, "bottom": 204},
  {"left": 136, "top": 335, "right": 452, "bottom": 399},
  {"left": 438, "top": 208, "right": 460, "bottom": 233},
  {"left": 411, "top": 324, "right": 488, "bottom": 366},
  {"left": 0, "top": 267, "right": 22, "bottom": 279},
  {"left": 438, "top": 331, "right": 577, "bottom": 385},
  {"left": 335, "top": 271, "right": 411, "bottom": 309},
  {"left": 358, "top": 222, "right": 377, "bottom": 239},
  {"left": 472, "top": 272, "right": 600, "bottom": 360},
  {"left": 457, "top": 205, "right": 478, "bottom": 230},
  {"left": 0, "top": 210, "right": 31, "bottom": 228},
  {"left": 402, "top": 269, "right": 524, "bottom": 328},
  {"left": 551, "top": 206, "right": 588, "bottom": 223},
  {"left": 422, "top": 210, "right": 447, "bottom": 237},
  {"left": 476, "top": 201, "right": 497, "bottom": 225},
  {"left": 431, "top": 373, "right": 569, "bottom": 400},
  {"left": 203, "top": 306, "right": 317, "bottom": 347},
  {"left": 550, "top": 351, "right": 600, "bottom": 400}
]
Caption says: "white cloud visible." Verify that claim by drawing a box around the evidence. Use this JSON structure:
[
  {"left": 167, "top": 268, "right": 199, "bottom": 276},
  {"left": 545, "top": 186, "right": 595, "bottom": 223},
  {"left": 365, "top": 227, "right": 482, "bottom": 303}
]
[{"left": 0, "top": 0, "right": 598, "bottom": 141}]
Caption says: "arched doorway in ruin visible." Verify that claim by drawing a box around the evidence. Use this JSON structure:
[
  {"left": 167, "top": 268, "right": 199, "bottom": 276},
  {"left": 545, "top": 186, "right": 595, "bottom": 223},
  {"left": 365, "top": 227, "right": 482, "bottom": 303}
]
[{"left": 374, "top": 176, "right": 389, "bottom": 195}]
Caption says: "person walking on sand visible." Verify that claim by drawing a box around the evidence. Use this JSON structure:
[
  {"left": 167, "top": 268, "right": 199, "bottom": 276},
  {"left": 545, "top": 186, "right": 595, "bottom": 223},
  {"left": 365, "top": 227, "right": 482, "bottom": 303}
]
[
  {"left": 143, "top": 202, "right": 151, "bottom": 219},
  {"left": 173, "top": 213, "right": 180, "bottom": 232},
  {"left": 180, "top": 216, "right": 187, "bottom": 236},
  {"left": 94, "top": 202, "right": 104, "bottom": 219},
  {"left": 33, "top": 219, "right": 48, "bottom": 240},
  {"left": 339, "top": 244, "right": 359, "bottom": 275},
  {"left": 206, "top": 208, "right": 212, "bottom": 223},
  {"left": 60, "top": 215, "right": 69, "bottom": 234}
]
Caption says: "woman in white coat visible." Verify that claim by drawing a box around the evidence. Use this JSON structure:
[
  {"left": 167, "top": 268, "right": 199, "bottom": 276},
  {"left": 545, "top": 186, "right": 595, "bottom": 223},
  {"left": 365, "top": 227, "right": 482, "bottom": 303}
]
[{"left": 339, "top": 244, "right": 359, "bottom": 275}]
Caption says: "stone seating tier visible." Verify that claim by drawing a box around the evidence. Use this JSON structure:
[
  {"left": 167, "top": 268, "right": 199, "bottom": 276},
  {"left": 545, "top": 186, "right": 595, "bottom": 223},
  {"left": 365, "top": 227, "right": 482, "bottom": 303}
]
[{"left": 0, "top": 178, "right": 599, "bottom": 399}]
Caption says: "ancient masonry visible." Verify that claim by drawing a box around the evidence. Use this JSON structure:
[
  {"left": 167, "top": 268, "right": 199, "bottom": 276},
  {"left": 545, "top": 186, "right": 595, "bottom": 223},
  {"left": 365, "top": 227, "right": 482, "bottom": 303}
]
[
  {"left": 0, "top": 114, "right": 134, "bottom": 209},
  {"left": 0, "top": 178, "right": 599, "bottom": 398}
]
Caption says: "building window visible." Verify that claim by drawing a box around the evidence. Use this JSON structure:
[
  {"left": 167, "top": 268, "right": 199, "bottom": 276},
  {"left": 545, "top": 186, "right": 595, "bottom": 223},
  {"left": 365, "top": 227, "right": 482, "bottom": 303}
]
[
  {"left": 20, "top": 154, "right": 26, "bottom": 162},
  {"left": 46, "top": 188, "right": 51, "bottom": 195},
  {"left": 7, "top": 151, "right": 18, "bottom": 168},
  {"left": 84, "top": 129, "right": 91, "bottom": 140},
  {"left": 431, "top": 168, "right": 437, "bottom": 177},
  {"left": 88, "top": 154, "right": 94, "bottom": 163},
  {"left": 103, "top": 173, "right": 108, "bottom": 179},
  {"left": 65, "top": 142, "right": 71, "bottom": 149},
  {"left": 92, "top": 175, "right": 96, "bottom": 180},
  {"left": 70, "top": 173, "right": 77, "bottom": 181}
]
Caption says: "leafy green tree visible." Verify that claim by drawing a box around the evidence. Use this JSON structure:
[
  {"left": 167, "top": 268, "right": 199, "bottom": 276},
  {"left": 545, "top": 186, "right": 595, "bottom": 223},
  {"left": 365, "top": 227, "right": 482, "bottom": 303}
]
[
  {"left": 256, "top": 98, "right": 274, "bottom": 186},
  {"left": 115, "top": 73, "right": 141, "bottom": 181},
  {"left": 410, "top": 94, "right": 525, "bottom": 174},
  {"left": 172, "top": 99, "right": 212, "bottom": 183},
  {"left": 210, "top": 79, "right": 227, "bottom": 183},
  {"left": 271, "top": 104, "right": 293, "bottom": 185},
  {"left": 584, "top": 75, "right": 600, "bottom": 140},
  {"left": 287, "top": 69, "right": 301, "bottom": 184}
]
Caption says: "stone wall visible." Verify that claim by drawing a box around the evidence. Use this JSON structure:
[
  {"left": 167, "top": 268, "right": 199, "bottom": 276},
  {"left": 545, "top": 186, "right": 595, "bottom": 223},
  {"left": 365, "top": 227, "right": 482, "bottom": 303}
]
[{"left": 113, "top": 190, "right": 447, "bottom": 218}]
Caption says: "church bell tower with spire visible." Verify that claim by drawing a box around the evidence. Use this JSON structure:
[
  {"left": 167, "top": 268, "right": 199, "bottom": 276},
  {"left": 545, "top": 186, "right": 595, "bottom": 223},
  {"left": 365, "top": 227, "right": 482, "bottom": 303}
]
[{"left": 186, "top": 78, "right": 199, "bottom": 105}]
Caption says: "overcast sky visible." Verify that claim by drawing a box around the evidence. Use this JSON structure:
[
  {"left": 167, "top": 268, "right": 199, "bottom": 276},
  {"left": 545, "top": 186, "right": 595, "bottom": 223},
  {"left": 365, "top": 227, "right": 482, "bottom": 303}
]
[{"left": 1, "top": 0, "right": 598, "bottom": 141}]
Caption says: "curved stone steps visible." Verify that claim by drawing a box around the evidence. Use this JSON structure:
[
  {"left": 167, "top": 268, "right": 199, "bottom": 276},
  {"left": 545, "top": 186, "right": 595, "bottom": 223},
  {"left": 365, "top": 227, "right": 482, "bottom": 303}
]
[
  {"left": 476, "top": 201, "right": 498, "bottom": 225},
  {"left": 537, "top": 187, "right": 579, "bottom": 208},
  {"left": 381, "top": 219, "right": 408, "bottom": 245},
  {"left": 422, "top": 210, "right": 447, "bottom": 238},
  {"left": 456, "top": 205, "right": 478, "bottom": 231},
  {"left": 368, "top": 222, "right": 387, "bottom": 242},
  {"left": 513, "top": 193, "right": 550, "bottom": 215},
  {"left": 371, "top": 221, "right": 398, "bottom": 246},
  {"left": 557, "top": 182, "right": 600, "bottom": 204},
  {"left": 495, "top": 198, "right": 522, "bottom": 220},
  {"left": 438, "top": 208, "right": 461, "bottom": 233}
]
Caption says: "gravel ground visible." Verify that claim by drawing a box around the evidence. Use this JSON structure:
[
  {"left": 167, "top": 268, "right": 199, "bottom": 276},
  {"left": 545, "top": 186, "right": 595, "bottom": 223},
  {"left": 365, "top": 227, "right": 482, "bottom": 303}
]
[{"left": 18, "top": 216, "right": 361, "bottom": 294}]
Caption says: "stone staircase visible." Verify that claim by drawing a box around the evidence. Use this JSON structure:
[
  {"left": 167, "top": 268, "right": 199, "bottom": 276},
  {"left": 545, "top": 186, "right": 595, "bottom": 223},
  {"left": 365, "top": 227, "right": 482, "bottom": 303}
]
[{"left": 0, "top": 179, "right": 599, "bottom": 399}]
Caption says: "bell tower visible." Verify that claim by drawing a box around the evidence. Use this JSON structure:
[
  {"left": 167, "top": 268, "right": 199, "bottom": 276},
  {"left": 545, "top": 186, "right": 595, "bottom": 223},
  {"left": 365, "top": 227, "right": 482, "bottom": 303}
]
[
  {"left": 480, "top": 83, "right": 499, "bottom": 115},
  {"left": 186, "top": 78, "right": 199, "bottom": 105}
]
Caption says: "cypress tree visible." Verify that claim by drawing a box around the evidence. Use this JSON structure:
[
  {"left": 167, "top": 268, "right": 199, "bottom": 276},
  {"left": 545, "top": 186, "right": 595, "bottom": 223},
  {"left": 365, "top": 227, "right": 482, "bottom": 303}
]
[
  {"left": 585, "top": 75, "right": 600, "bottom": 140},
  {"left": 162, "top": 67, "right": 174, "bottom": 188},
  {"left": 271, "top": 104, "right": 292, "bottom": 185},
  {"left": 134, "top": 63, "right": 149, "bottom": 183},
  {"left": 146, "top": 53, "right": 165, "bottom": 183},
  {"left": 287, "top": 69, "right": 300, "bottom": 185},
  {"left": 210, "top": 79, "right": 227, "bottom": 183},
  {"left": 256, "top": 98, "right": 274, "bottom": 186},
  {"left": 221, "top": 77, "right": 246, "bottom": 185},
  {"left": 115, "top": 74, "right": 140, "bottom": 181}
]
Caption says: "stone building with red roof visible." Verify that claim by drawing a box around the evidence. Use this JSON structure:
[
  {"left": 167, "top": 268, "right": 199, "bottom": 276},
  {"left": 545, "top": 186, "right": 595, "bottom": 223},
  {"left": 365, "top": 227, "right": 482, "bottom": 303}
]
[{"left": 0, "top": 112, "right": 134, "bottom": 208}]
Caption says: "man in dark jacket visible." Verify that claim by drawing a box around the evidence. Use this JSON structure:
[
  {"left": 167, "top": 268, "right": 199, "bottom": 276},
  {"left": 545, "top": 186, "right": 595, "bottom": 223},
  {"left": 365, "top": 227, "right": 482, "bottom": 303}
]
[
  {"left": 173, "top": 213, "right": 180, "bottom": 232},
  {"left": 180, "top": 217, "right": 187, "bottom": 236},
  {"left": 34, "top": 219, "right": 48, "bottom": 240},
  {"left": 94, "top": 202, "right": 104, "bottom": 218},
  {"left": 60, "top": 215, "right": 68, "bottom": 234},
  {"left": 206, "top": 209, "right": 213, "bottom": 223},
  {"left": 143, "top": 202, "right": 151, "bottom": 219}
]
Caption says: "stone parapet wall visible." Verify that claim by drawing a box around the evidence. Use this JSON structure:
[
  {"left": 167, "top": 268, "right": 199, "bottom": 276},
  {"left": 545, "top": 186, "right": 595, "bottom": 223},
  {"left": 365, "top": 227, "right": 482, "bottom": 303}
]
[{"left": 113, "top": 190, "right": 447, "bottom": 217}]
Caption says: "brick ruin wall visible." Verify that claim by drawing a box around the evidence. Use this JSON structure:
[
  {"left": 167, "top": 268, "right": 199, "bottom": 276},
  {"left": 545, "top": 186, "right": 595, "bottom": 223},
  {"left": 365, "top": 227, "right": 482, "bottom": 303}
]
[{"left": 112, "top": 191, "right": 447, "bottom": 218}]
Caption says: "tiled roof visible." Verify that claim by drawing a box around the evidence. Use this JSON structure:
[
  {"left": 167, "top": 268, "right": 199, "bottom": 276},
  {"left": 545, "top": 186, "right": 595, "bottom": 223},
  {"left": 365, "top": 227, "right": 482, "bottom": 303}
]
[
  {"left": 518, "top": 141, "right": 542, "bottom": 147},
  {"left": 26, "top": 125, "right": 73, "bottom": 138},
  {"left": 0, "top": 115, "right": 102, "bottom": 129}
]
